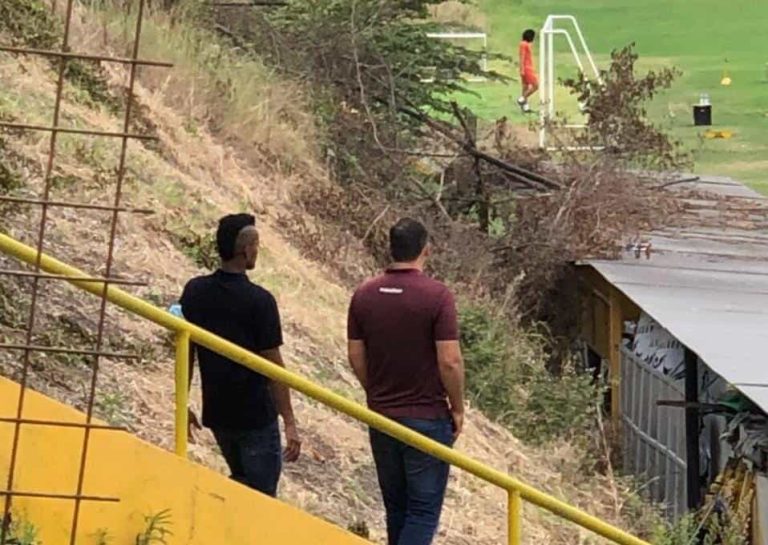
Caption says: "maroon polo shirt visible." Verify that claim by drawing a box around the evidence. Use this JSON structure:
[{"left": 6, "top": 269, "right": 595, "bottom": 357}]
[{"left": 347, "top": 268, "right": 459, "bottom": 419}]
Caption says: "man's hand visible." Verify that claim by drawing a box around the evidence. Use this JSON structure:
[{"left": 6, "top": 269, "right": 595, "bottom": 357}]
[
  {"left": 283, "top": 420, "right": 302, "bottom": 462},
  {"left": 188, "top": 408, "right": 202, "bottom": 443},
  {"left": 450, "top": 408, "right": 464, "bottom": 442}
]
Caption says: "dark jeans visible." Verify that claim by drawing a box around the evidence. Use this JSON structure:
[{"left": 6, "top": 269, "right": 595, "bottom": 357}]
[
  {"left": 369, "top": 417, "right": 453, "bottom": 545},
  {"left": 212, "top": 420, "right": 282, "bottom": 497}
]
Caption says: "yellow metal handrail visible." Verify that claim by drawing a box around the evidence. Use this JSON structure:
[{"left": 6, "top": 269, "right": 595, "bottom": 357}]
[{"left": 0, "top": 233, "right": 650, "bottom": 545}]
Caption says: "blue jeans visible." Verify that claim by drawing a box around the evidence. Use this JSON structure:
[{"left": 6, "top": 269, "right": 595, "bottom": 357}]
[
  {"left": 212, "top": 420, "right": 282, "bottom": 497},
  {"left": 369, "top": 417, "right": 453, "bottom": 545}
]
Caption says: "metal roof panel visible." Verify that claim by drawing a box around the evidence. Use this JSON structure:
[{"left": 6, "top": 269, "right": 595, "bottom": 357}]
[{"left": 585, "top": 175, "right": 768, "bottom": 414}]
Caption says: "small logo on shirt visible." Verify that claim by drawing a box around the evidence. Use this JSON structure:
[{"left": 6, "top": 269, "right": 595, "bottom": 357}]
[{"left": 379, "top": 287, "right": 404, "bottom": 294}]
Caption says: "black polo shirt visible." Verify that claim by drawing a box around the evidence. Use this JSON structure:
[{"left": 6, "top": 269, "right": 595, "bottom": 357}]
[{"left": 180, "top": 270, "right": 281, "bottom": 430}]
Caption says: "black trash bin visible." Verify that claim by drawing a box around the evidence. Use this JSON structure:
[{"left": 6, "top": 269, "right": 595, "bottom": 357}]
[{"left": 693, "top": 105, "right": 712, "bottom": 126}]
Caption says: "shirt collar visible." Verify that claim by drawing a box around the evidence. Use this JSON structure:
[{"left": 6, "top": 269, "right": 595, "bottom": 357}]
[
  {"left": 215, "top": 269, "right": 248, "bottom": 279},
  {"left": 385, "top": 267, "right": 421, "bottom": 275}
]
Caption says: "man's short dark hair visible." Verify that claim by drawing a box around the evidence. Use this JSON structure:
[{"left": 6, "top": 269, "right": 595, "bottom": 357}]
[
  {"left": 522, "top": 29, "right": 536, "bottom": 42},
  {"left": 389, "top": 218, "right": 428, "bottom": 262},
  {"left": 216, "top": 213, "right": 256, "bottom": 261}
]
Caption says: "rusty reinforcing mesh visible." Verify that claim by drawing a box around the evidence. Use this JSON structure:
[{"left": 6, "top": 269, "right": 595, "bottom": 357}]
[{"left": 0, "top": 0, "right": 170, "bottom": 543}]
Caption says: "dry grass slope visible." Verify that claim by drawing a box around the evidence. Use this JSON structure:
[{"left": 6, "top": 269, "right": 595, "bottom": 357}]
[{"left": 0, "top": 3, "right": 651, "bottom": 544}]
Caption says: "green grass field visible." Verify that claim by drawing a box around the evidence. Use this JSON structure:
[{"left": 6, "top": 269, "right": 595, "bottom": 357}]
[{"left": 454, "top": 0, "right": 768, "bottom": 192}]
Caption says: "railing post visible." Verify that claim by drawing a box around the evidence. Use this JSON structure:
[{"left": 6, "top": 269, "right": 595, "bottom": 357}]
[
  {"left": 508, "top": 489, "right": 522, "bottom": 545},
  {"left": 174, "top": 330, "right": 190, "bottom": 458}
]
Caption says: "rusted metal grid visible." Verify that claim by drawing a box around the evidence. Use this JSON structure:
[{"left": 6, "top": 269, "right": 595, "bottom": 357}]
[{"left": 0, "top": 0, "right": 170, "bottom": 543}]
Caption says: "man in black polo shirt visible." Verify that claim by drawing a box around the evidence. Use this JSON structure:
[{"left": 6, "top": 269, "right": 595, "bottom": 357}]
[{"left": 180, "top": 213, "right": 301, "bottom": 496}]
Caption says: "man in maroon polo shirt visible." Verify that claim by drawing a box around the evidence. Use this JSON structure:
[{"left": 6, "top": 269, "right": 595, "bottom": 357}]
[{"left": 347, "top": 218, "right": 465, "bottom": 545}]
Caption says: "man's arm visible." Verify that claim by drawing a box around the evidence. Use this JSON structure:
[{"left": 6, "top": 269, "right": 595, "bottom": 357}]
[
  {"left": 187, "top": 344, "right": 202, "bottom": 436},
  {"left": 434, "top": 288, "right": 465, "bottom": 440},
  {"left": 261, "top": 347, "right": 301, "bottom": 462},
  {"left": 436, "top": 340, "right": 465, "bottom": 440},
  {"left": 179, "top": 285, "right": 202, "bottom": 436},
  {"left": 347, "top": 291, "right": 368, "bottom": 389},
  {"left": 188, "top": 344, "right": 195, "bottom": 389},
  {"left": 347, "top": 340, "right": 368, "bottom": 389}
]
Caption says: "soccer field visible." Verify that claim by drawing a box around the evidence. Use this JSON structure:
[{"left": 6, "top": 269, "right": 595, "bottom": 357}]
[{"left": 459, "top": 0, "right": 768, "bottom": 192}]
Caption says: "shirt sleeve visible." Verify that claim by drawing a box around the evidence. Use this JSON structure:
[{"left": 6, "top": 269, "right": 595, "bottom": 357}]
[
  {"left": 347, "top": 290, "right": 364, "bottom": 340},
  {"left": 179, "top": 281, "right": 196, "bottom": 324},
  {"left": 255, "top": 293, "right": 284, "bottom": 351},
  {"left": 434, "top": 288, "right": 459, "bottom": 341}
]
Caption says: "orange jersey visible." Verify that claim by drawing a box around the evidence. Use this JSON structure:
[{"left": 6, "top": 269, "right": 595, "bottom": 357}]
[{"left": 519, "top": 41, "right": 534, "bottom": 72}]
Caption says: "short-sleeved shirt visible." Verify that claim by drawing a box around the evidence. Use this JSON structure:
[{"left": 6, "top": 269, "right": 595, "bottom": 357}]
[
  {"left": 519, "top": 40, "right": 534, "bottom": 72},
  {"left": 180, "top": 270, "right": 282, "bottom": 430},
  {"left": 347, "top": 268, "right": 459, "bottom": 419}
]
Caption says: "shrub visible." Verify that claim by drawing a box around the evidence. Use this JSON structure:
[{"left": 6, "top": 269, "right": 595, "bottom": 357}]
[
  {"left": 168, "top": 229, "right": 218, "bottom": 271},
  {"left": 563, "top": 43, "right": 688, "bottom": 170},
  {"left": 459, "top": 302, "right": 599, "bottom": 444},
  {"left": 652, "top": 512, "right": 748, "bottom": 545}
]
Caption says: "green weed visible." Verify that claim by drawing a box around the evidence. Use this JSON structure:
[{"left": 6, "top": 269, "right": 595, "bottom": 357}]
[
  {"left": 96, "top": 389, "right": 132, "bottom": 427},
  {"left": 347, "top": 520, "right": 370, "bottom": 539},
  {"left": 135, "top": 509, "right": 172, "bottom": 545},
  {"left": 64, "top": 60, "right": 121, "bottom": 112},
  {"left": 0, "top": 140, "right": 25, "bottom": 192},
  {"left": 35, "top": 315, "right": 94, "bottom": 368},
  {"left": 168, "top": 228, "right": 218, "bottom": 271},
  {"left": 91, "top": 527, "right": 112, "bottom": 545},
  {"left": 652, "top": 511, "right": 748, "bottom": 545},
  {"left": 3, "top": 512, "right": 42, "bottom": 545},
  {"left": 0, "top": 276, "right": 29, "bottom": 331}
]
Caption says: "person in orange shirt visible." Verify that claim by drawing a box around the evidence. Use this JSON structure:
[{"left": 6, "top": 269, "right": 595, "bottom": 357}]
[{"left": 517, "top": 29, "right": 538, "bottom": 113}]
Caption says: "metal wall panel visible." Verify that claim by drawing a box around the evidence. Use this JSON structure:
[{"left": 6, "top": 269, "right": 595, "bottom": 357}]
[{"left": 620, "top": 347, "right": 687, "bottom": 519}]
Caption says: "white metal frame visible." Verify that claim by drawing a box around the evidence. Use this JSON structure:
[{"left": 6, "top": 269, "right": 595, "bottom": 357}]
[
  {"left": 425, "top": 32, "right": 488, "bottom": 82},
  {"left": 538, "top": 15, "right": 601, "bottom": 149}
]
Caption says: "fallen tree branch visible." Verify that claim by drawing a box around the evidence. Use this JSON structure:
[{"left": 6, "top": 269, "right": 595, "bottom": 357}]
[
  {"left": 350, "top": 67, "right": 562, "bottom": 192},
  {"left": 396, "top": 103, "right": 562, "bottom": 191}
]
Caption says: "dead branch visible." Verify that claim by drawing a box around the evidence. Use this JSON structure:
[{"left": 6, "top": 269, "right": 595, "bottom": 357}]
[
  {"left": 362, "top": 205, "right": 391, "bottom": 242},
  {"left": 396, "top": 103, "right": 562, "bottom": 191}
]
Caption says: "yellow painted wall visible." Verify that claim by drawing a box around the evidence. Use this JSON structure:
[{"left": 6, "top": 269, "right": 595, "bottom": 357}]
[{"left": 0, "top": 377, "right": 369, "bottom": 545}]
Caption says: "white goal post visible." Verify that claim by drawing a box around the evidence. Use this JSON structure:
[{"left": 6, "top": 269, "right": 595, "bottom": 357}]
[
  {"left": 425, "top": 32, "right": 488, "bottom": 82},
  {"left": 538, "top": 15, "right": 602, "bottom": 149}
]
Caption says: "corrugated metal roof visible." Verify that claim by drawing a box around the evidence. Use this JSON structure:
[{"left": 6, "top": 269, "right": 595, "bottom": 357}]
[{"left": 585, "top": 176, "right": 768, "bottom": 414}]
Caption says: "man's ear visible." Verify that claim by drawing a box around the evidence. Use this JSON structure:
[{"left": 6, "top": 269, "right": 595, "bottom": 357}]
[{"left": 423, "top": 243, "right": 432, "bottom": 258}]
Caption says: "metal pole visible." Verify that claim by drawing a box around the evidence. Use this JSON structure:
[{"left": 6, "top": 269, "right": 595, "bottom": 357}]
[
  {"left": 564, "top": 15, "right": 601, "bottom": 79},
  {"left": 551, "top": 29, "right": 585, "bottom": 73},
  {"left": 684, "top": 347, "right": 701, "bottom": 510},
  {"left": 547, "top": 30, "right": 554, "bottom": 122},
  {"left": 538, "top": 19, "right": 549, "bottom": 148},
  {"left": 175, "top": 331, "right": 191, "bottom": 458},
  {"left": 508, "top": 490, "right": 522, "bottom": 545}
]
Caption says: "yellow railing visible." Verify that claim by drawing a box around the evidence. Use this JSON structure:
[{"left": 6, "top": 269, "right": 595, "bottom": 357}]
[{"left": 0, "top": 232, "right": 650, "bottom": 545}]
